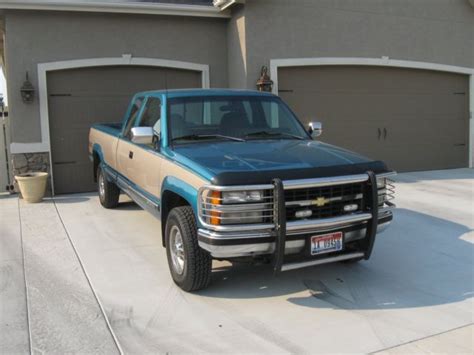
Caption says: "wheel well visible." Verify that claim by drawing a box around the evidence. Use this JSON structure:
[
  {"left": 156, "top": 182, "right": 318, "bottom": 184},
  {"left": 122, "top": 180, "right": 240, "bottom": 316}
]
[
  {"left": 161, "top": 190, "right": 190, "bottom": 247},
  {"left": 93, "top": 151, "right": 100, "bottom": 182}
]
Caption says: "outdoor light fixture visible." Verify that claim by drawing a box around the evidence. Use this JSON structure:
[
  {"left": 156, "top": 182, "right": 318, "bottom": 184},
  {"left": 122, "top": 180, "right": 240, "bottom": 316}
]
[
  {"left": 20, "top": 72, "right": 35, "bottom": 103},
  {"left": 256, "top": 65, "right": 273, "bottom": 92}
]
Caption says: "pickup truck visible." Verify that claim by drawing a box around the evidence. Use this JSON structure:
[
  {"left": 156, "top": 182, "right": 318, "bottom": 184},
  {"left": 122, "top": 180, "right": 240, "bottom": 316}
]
[{"left": 89, "top": 89, "right": 395, "bottom": 291}]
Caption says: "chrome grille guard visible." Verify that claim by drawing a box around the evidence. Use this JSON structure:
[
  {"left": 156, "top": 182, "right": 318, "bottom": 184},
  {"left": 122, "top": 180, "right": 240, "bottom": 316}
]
[{"left": 197, "top": 171, "right": 396, "bottom": 271}]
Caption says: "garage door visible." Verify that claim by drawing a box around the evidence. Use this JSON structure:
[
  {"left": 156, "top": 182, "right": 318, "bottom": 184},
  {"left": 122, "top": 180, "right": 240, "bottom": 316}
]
[
  {"left": 48, "top": 65, "right": 201, "bottom": 194},
  {"left": 278, "top": 66, "right": 469, "bottom": 172}
]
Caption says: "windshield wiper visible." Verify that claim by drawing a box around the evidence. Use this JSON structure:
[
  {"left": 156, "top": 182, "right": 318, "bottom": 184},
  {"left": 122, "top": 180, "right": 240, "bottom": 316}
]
[
  {"left": 244, "top": 131, "right": 305, "bottom": 140},
  {"left": 171, "top": 134, "right": 245, "bottom": 142}
]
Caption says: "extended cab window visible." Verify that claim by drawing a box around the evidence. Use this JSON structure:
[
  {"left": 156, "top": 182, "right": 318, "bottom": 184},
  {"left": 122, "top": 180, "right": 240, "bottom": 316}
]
[
  {"left": 123, "top": 97, "right": 144, "bottom": 139},
  {"left": 138, "top": 97, "right": 161, "bottom": 135}
]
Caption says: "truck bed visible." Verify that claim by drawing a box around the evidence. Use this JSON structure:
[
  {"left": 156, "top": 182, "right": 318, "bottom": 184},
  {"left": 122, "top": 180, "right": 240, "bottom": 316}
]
[{"left": 92, "top": 122, "right": 122, "bottom": 136}]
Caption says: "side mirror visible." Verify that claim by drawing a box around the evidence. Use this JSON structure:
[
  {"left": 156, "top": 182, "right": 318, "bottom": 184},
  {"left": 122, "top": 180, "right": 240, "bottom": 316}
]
[
  {"left": 308, "top": 121, "right": 322, "bottom": 138},
  {"left": 130, "top": 127, "right": 154, "bottom": 145}
]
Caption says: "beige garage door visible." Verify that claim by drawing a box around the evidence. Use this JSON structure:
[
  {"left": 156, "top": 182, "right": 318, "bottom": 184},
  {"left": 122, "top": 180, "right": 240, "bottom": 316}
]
[
  {"left": 278, "top": 66, "right": 469, "bottom": 172},
  {"left": 48, "top": 65, "right": 201, "bottom": 194}
]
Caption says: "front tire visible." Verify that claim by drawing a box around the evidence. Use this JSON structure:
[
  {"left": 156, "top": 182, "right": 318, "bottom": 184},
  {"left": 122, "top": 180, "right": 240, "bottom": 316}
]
[
  {"left": 165, "top": 206, "right": 212, "bottom": 291},
  {"left": 97, "top": 165, "right": 120, "bottom": 209}
]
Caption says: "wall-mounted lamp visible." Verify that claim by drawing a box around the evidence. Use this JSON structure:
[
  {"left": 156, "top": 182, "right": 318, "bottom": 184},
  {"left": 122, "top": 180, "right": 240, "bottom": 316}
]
[
  {"left": 20, "top": 72, "right": 35, "bottom": 103},
  {"left": 256, "top": 66, "right": 273, "bottom": 92}
]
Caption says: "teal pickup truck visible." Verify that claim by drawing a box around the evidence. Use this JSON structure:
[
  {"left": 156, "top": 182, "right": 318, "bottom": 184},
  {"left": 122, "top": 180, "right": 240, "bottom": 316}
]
[{"left": 89, "top": 89, "right": 395, "bottom": 291}]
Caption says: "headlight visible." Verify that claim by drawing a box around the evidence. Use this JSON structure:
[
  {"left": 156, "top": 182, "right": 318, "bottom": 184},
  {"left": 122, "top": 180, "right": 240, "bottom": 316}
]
[
  {"left": 222, "top": 190, "right": 263, "bottom": 204},
  {"left": 200, "top": 188, "right": 273, "bottom": 226}
]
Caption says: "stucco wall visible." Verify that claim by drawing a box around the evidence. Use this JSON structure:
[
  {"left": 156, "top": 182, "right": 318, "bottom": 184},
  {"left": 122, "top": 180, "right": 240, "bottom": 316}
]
[
  {"left": 227, "top": 5, "right": 247, "bottom": 89},
  {"left": 4, "top": 10, "right": 228, "bottom": 144},
  {"left": 236, "top": 0, "right": 474, "bottom": 88}
]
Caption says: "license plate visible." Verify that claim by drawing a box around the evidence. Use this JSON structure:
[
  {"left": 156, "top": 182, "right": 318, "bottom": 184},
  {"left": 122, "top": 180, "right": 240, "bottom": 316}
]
[{"left": 310, "top": 232, "right": 343, "bottom": 255}]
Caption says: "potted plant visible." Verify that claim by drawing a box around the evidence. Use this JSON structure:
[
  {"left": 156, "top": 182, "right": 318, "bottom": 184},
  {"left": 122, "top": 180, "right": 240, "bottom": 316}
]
[{"left": 15, "top": 172, "right": 48, "bottom": 203}]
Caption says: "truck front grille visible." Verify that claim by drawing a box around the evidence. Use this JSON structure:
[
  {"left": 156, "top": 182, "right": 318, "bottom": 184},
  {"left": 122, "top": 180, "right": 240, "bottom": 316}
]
[{"left": 284, "top": 183, "right": 365, "bottom": 222}]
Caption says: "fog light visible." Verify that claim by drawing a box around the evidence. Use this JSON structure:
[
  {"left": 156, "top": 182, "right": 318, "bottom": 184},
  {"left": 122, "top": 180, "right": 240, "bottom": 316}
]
[
  {"left": 376, "top": 177, "right": 386, "bottom": 189},
  {"left": 343, "top": 204, "right": 358, "bottom": 212},
  {"left": 378, "top": 194, "right": 387, "bottom": 206},
  {"left": 295, "top": 209, "right": 312, "bottom": 219}
]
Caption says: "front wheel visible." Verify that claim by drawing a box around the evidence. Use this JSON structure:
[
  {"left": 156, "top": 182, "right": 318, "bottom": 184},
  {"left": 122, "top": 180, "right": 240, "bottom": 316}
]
[
  {"left": 165, "top": 206, "right": 212, "bottom": 291},
  {"left": 97, "top": 165, "right": 120, "bottom": 209}
]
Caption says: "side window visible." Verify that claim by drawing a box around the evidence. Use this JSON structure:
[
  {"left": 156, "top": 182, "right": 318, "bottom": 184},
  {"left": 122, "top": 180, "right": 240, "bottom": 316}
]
[
  {"left": 123, "top": 97, "right": 144, "bottom": 139},
  {"left": 138, "top": 97, "right": 161, "bottom": 134}
]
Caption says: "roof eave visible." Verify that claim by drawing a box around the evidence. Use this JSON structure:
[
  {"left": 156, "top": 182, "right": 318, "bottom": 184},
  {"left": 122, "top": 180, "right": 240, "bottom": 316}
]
[
  {"left": 213, "top": 0, "right": 245, "bottom": 11},
  {"left": 0, "top": 0, "right": 231, "bottom": 18}
]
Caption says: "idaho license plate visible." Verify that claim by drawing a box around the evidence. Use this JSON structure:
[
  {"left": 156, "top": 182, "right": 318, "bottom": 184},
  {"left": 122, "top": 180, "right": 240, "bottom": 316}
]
[{"left": 310, "top": 232, "right": 343, "bottom": 255}]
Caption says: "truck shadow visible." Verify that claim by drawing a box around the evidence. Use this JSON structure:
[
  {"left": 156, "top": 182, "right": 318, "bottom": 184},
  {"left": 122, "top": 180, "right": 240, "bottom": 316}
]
[
  {"left": 392, "top": 168, "right": 473, "bottom": 184},
  {"left": 199, "top": 208, "right": 473, "bottom": 311},
  {"left": 53, "top": 193, "right": 140, "bottom": 211}
]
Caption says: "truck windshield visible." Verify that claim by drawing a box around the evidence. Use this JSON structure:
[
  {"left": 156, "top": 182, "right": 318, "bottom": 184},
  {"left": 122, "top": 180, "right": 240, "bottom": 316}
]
[{"left": 168, "top": 95, "right": 309, "bottom": 143}]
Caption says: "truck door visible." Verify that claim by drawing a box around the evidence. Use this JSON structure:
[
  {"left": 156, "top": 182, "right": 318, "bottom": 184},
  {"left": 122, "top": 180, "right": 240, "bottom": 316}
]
[
  {"left": 117, "top": 96, "right": 145, "bottom": 182},
  {"left": 116, "top": 96, "right": 162, "bottom": 199}
]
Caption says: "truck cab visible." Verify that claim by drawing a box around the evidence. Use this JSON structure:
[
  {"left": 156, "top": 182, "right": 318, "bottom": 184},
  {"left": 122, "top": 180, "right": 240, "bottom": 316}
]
[{"left": 89, "top": 89, "right": 395, "bottom": 291}]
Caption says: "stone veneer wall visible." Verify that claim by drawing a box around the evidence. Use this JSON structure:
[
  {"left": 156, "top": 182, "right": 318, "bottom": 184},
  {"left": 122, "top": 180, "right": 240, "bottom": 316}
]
[{"left": 11, "top": 152, "right": 52, "bottom": 195}]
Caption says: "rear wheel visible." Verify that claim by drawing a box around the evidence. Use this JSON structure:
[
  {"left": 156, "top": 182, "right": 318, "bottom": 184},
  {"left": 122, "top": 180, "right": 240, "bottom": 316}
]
[
  {"left": 165, "top": 206, "right": 212, "bottom": 291},
  {"left": 97, "top": 165, "right": 120, "bottom": 209}
]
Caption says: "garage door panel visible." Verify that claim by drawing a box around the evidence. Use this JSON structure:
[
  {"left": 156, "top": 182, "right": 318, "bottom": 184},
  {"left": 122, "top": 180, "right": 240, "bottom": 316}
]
[
  {"left": 279, "top": 66, "right": 469, "bottom": 171},
  {"left": 49, "top": 96, "right": 130, "bottom": 129},
  {"left": 48, "top": 65, "right": 201, "bottom": 194},
  {"left": 383, "top": 116, "right": 468, "bottom": 145},
  {"left": 286, "top": 91, "right": 466, "bottom": 120},
  {"left": 279, "top": 66, "right": 468, "bottom": 94},
  {"left": 52, "top": 161, "right": 96, "bottom": 194}
]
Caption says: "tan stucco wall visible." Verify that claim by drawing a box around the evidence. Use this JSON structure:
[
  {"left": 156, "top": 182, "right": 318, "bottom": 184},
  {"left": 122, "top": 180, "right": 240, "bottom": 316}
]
[
  {"left": 4, "top": 1, "right": 474, "bottom": 143},
  {"left": 230, "top": 0, "right": 474, "bottom": 89},
  {"left": 4, "top": 10, "right": 228, "bottom": 144},
  {"left": 227, "top": 5, "right": 247, "bottom": 89}
]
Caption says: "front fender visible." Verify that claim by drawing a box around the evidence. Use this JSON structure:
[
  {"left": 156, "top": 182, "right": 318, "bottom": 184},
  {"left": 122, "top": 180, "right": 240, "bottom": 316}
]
[{"left": 161, "top": 176, "right": 200, "bottom": 223}]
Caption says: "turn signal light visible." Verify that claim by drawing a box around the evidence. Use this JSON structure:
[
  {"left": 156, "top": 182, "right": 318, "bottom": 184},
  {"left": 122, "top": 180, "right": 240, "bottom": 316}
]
[{"left": 209, "top": 190, "right": 221, "bottom": 225}]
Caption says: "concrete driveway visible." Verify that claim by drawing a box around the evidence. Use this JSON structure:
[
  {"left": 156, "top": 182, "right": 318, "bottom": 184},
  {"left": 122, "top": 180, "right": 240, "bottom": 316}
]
[{"left": 2, "top": 169, "right": 473, "bottom": 354}]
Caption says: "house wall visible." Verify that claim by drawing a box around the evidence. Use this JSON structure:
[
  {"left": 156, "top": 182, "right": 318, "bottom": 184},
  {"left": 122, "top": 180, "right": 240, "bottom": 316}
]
[
  {"left": 4, "top": 10, "right": 228, "bottom": 145},
  {"left": 230, "top": 0, "right": 474, "bottom": 89},
  {"left": 225, "top": 0, "right": 473, "bottom": 168},
  {"left": 227, "top": 5, "right": 247, "bottom": 88}
]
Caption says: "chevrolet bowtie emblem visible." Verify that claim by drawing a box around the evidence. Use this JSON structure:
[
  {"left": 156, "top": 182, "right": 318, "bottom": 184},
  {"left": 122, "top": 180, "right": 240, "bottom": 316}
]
[{"left": 312, "top": 197, "right": 330, "bottom": 207}]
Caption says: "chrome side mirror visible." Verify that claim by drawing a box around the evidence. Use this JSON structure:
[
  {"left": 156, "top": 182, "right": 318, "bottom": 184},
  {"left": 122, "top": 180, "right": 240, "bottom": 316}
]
[
  {"left": 130, "top": 127, "right": 154, "bottom": 145},
  {"left": 308, "top": 121, "right": 322, "bottom": 138}
]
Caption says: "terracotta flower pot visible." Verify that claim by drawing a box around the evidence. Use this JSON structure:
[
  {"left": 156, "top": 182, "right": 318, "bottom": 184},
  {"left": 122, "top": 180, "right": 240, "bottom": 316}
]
[{"left": 15, "top": 172, "right": 49, "bottom": 203}]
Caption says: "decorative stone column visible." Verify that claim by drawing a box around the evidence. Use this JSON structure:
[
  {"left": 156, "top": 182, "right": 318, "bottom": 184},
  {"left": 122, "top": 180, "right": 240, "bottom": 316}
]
[{"left": 11, "top": 153, "right": 52, "bottom": 195}]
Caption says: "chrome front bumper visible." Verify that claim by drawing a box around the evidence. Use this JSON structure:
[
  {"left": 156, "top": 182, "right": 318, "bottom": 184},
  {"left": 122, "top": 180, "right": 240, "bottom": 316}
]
[{"left": 198, "top": 208, "right": 393, "bottom": 259}]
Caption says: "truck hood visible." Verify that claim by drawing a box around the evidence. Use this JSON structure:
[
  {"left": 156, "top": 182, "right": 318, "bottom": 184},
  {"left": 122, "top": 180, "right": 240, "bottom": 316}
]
[{"left": 171, "top": 140, "right": 389, "bottom": 184}]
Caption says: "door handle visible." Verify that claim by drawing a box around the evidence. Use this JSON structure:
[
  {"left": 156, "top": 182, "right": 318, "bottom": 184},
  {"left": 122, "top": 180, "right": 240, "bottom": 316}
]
[
  {"left": 383, "top": 128, "right": 387, "bottom": 140},
  {"left": 129, "top": 151, "right": 134, "bottom": 159},
  {"left": 378, "top": 128, "right": 381, "bottom": 140}
]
